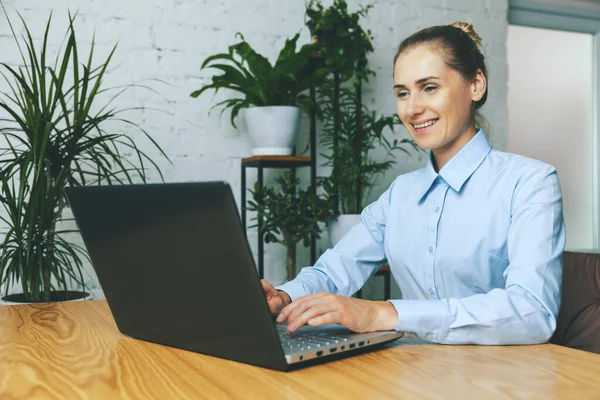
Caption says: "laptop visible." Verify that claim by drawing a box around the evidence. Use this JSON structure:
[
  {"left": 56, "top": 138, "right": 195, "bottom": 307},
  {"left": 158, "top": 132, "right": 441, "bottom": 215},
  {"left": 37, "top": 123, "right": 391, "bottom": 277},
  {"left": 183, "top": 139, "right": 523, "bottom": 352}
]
[{"left": 65, "top": 181, "right": 403, "bottom": 371}]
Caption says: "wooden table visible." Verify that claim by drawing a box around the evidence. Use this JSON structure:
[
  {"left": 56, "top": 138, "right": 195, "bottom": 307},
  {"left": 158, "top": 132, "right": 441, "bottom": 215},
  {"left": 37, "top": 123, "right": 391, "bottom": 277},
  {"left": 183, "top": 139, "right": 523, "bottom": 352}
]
[{"left": 1, "top": 300, "right": 599, "bottom": 400}]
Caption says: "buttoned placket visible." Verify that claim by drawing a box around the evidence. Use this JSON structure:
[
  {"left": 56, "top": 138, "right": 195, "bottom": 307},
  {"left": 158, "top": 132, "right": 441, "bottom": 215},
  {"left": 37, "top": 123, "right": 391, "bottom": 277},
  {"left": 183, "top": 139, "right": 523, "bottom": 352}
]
[{"left": 425, "top": 178, "right": 449, "bottom": 299}]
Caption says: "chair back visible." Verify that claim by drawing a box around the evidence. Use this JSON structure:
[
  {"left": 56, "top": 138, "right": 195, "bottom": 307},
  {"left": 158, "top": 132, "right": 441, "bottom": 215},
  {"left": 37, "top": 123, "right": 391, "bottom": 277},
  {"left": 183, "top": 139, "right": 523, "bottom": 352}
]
[{"left": 550, "top": 251, "right": 600, "bottom": 354}]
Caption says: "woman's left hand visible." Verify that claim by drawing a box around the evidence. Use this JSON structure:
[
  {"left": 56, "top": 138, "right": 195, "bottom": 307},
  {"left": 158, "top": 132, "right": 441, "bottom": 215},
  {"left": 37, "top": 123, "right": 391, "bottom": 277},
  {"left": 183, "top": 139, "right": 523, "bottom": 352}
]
[{"left": 276, "top": 292, "right": 399, "bottom": 333}]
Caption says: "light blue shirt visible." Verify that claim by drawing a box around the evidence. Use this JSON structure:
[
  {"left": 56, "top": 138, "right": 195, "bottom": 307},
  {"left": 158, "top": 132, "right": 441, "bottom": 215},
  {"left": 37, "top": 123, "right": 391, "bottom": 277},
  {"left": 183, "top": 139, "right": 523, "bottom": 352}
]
[{"left": 277, "top": 130, "right": 566, "bottom": 345}]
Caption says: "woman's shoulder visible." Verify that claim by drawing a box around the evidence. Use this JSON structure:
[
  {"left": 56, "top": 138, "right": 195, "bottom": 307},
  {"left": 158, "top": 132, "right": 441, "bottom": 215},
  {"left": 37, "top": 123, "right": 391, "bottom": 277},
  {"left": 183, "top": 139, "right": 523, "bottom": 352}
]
[
  {"left": 487, "top": 148, "right": 557, "bottom": 177},
  {"left": 486, "top": 149, "right": 561, "bottom": 204}
]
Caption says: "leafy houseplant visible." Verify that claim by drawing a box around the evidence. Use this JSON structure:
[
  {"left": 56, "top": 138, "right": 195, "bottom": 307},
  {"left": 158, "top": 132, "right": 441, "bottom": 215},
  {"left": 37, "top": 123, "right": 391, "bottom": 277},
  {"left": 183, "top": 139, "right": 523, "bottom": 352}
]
[
  {"left": 319, "top": 83, "right": 419, "bottom": 216},
  {"left": 247, "top": 172, "right": 331, "bottom": 282},
  {"left": 191, "top": 33, "right": 329, "bottom": 156},
  {"left": 305, "top": 0, "right": 375, "bottom": 85},
  {"left": 0, "top": 12, "right": 167, "bottom": 303},
  {"left": 305, "top": 0, "right": 376, "bottom": 216},
  {"left": 306, "top": 0, "right": 420, "bottom": 245},
  {"left": 191, "top": 32, "right": 327, "bottom": 125}
]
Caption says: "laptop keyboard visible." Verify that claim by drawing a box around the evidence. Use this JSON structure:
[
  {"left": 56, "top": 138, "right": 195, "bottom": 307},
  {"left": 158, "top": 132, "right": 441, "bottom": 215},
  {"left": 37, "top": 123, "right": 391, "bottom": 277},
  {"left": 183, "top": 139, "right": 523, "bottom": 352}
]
[{"left": 276, "top": 324, "right": 351, "bottom": 352}]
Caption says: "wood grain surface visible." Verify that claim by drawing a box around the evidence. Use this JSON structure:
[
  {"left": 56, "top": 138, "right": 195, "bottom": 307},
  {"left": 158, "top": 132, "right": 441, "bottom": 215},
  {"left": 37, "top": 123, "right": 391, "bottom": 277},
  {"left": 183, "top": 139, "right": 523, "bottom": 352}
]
[{"left": 1, "top": 300, "right": 599, "bottom": 400}]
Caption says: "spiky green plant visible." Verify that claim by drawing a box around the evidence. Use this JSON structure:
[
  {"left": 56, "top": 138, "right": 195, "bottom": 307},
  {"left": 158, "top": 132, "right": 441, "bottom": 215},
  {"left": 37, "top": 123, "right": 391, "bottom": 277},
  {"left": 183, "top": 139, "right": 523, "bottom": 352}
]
[{"left": 0, "top": 10, "right": 168, "bottom": 302}]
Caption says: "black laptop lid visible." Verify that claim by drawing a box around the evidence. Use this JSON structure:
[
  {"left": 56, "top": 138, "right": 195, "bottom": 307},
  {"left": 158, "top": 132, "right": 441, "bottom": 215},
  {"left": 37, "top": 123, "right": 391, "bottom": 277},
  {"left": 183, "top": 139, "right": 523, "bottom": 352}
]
[{"left": 65, "top": 182, "right": 288, "bottom": 371}]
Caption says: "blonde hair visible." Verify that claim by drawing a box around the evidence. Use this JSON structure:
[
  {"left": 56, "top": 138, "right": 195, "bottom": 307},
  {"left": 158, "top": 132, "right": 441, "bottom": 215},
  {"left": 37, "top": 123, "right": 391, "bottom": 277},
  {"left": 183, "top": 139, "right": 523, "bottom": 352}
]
[{"left": 450, "top": 21, "right": 483, "bottom": 48}]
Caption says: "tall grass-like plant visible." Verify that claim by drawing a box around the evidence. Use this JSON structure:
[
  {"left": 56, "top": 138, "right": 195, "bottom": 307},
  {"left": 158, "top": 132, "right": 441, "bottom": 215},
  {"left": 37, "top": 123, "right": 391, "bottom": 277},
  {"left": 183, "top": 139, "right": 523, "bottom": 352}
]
[{"left": 0, "top": 11, "right": 168, "bottom": 302}]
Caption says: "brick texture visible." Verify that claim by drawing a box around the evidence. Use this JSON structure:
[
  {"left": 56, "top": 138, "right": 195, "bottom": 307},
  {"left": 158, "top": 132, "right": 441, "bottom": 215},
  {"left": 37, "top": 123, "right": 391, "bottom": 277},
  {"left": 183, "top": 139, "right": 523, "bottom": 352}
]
[{"left": 0, "top": 0, "right": 508, "bottom": 300}]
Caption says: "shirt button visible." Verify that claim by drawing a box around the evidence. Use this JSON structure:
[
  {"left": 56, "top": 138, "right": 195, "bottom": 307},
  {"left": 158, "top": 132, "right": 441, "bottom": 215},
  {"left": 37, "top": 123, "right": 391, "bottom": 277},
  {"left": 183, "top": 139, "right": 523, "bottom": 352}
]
[
  {"left": 428, "top": 246, "right": 433, "bottom": 253},
  {"left": 425, "top": 332, "right": 433, "bottom": 341},
  {"left": 434, "top": 206, "right": 440, "bottom": 213}
]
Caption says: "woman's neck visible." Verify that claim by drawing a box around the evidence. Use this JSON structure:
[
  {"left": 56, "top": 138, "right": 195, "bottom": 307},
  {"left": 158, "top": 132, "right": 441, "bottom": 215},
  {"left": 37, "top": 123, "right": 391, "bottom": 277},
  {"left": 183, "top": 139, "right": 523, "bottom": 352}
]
[{"left": 432, "top": 126, "right": 478, "bottom": 172}]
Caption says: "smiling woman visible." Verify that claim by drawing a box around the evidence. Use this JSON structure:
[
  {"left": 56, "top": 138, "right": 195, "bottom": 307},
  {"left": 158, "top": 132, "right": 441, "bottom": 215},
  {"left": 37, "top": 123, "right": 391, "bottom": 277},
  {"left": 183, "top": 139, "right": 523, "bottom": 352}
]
[
  {"left": 393, "top": 22, "right": 487, "bottom": 171},
  {"left": 261, "top": 22, "right": 567, "bottom": 346}
]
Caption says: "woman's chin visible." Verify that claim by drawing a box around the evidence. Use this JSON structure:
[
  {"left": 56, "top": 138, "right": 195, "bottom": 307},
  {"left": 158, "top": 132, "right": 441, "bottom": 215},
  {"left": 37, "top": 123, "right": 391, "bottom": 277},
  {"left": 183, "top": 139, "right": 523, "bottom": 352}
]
[{"left": 413, "top": 137, "right": 440, "bottom": 151}]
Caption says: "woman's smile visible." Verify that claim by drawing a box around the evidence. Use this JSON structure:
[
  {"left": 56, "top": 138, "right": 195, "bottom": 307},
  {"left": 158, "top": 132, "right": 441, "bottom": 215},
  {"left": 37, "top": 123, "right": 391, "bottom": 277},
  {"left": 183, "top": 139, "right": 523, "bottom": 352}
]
[{"left": 411, "top": 118, "right": 439, "bottom": 134}]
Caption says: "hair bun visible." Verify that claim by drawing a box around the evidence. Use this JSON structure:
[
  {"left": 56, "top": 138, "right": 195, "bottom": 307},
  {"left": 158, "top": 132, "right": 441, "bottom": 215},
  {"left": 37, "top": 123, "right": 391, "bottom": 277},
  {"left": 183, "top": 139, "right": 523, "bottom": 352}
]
[{"left": 451, "top": 21, "right": 483, "bottom": 48}]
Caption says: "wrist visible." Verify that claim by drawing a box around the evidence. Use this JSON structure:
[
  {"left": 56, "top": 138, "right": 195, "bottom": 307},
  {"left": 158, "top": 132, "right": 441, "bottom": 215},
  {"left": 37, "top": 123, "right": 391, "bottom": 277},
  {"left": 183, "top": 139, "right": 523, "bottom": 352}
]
[
  {"left": 277, "top": 290, "right": 292, "bottom": 306},
  {"left": 374, "top": 300, "right": 398, "bottom": 331}
]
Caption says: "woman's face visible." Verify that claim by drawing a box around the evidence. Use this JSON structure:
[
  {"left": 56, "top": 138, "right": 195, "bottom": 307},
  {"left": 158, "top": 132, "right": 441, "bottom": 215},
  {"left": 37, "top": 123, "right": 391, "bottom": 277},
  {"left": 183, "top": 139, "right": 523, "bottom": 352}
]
[{"left": 393, "top": 45, "right": 485, "bottom": 167}]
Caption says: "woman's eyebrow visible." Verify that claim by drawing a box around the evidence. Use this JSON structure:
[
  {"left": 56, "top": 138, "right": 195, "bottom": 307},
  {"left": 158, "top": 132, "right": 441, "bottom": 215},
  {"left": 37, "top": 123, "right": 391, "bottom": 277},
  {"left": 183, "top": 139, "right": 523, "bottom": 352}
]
[{"left": 393, "top": 76, "right": 441, "bottom": 89}]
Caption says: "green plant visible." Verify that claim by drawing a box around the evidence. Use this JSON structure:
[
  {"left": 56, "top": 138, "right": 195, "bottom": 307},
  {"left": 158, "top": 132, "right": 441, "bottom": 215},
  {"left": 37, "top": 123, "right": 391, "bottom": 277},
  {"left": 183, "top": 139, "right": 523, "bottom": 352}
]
[
  {"left": 0, "top": 11, "right": 168, "bottom": 302},
  {"left": 190, "top": 33, "right": 329, "bottom": 128},
  {"left": 247, "top": 172, "right": 332, "bottom": 281},
  {"left": 306, "top": 0, "right": 419, "bottom": 215},
  {"left": 305, "top": 0, "right": 374, "bottom": 85},
  {"left": 318, "top": 83, "right": 420, "bottom": 215}
]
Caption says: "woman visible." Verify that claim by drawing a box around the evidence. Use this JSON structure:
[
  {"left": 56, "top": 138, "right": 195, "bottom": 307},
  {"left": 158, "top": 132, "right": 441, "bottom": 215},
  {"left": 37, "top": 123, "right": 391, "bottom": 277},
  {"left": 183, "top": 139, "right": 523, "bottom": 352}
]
[{"left": 261, "top": 22, "right": 566, "bottom": 345}]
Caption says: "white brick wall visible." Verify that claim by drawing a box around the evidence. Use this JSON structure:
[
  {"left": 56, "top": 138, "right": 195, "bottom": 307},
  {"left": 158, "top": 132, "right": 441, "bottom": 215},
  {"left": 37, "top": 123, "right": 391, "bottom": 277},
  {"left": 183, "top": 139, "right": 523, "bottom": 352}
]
[{"left": 0, "top": 0, "right": 508, "bottom": 300}]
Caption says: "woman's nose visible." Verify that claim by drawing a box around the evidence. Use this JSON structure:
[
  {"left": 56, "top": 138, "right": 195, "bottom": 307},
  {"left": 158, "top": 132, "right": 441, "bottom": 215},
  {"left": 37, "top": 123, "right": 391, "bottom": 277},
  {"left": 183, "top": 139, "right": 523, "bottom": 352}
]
[{"left": 406, "top": 95, "right": 425, "bottom": 117}]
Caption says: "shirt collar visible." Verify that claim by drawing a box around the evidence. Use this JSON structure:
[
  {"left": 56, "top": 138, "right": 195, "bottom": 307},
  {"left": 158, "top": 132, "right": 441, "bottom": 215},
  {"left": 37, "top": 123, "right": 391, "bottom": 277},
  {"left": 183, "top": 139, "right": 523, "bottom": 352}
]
[{"left": 416, "top": 129, "right": 492, "bottom": 202}]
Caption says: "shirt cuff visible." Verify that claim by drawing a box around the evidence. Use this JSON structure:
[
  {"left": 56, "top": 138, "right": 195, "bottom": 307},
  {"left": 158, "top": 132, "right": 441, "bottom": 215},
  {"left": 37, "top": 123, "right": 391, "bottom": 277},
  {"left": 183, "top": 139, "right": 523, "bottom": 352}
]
[
  {"left": 275, "top": 281, "right": 309, "bottom": 302},
  {"left": 387, "top": 299, "right": 451, "bottom": 343}
]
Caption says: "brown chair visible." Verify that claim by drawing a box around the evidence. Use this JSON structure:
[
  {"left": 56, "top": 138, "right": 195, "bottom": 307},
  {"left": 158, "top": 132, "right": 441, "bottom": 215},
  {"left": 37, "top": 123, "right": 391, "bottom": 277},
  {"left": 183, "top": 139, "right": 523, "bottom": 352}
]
[{"left": 551, "top": 251, "right": 600, "bottom": 354}]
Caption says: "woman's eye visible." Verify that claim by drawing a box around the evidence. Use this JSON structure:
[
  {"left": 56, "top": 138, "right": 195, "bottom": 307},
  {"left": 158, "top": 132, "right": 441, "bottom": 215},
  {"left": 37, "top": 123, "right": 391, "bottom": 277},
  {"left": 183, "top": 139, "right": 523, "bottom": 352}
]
[
  {"left": 397, "top": 91, "right": 408, "bottom": 99},
  {"left": 425, "top": 86, "right": 437, "bottom": 93}
]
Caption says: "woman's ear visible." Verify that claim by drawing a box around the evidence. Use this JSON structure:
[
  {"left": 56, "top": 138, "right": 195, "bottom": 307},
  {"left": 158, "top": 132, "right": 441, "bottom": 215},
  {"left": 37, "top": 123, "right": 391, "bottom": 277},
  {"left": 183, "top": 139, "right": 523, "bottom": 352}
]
[{"left": 471, "top": 68, "right": 487, "bottom": 102}]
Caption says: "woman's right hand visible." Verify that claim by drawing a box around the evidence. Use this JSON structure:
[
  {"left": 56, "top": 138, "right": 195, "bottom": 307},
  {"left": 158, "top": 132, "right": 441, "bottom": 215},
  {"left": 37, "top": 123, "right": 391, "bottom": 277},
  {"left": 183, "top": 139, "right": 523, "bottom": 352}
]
[{"left": 261, "top": 279, "right": 291, "bottom": 316}]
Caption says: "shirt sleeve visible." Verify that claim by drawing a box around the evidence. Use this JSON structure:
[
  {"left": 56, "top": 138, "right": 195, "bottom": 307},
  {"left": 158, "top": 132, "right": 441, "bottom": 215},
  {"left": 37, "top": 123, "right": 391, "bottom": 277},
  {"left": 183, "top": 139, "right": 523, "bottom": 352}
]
[
  {"left": 389, "top": 165, "right": 565, "bottom": 345},
  {"left": 275, "top": 181, "right": 394, "bottom": 301}
]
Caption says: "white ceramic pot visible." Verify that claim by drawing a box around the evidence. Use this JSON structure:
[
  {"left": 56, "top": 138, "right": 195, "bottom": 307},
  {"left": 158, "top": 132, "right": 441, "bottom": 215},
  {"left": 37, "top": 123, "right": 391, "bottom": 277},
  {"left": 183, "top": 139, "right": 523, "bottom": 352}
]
[
  {"left": 244, "top": 106, "right": 301, "bottom": 156},
  {"left": 328, "top": 214, "right": 361, "bottom": 247}
]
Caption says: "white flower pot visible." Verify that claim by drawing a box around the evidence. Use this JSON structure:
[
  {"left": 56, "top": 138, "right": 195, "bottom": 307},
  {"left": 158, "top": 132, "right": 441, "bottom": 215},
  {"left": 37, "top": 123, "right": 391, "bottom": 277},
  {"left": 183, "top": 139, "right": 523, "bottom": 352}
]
[
  {"left": 328, "top": 214, "right": 361, "bottom": 247},
  {"left": 244, "top": 106, "right": 301, "bottom": 156}
]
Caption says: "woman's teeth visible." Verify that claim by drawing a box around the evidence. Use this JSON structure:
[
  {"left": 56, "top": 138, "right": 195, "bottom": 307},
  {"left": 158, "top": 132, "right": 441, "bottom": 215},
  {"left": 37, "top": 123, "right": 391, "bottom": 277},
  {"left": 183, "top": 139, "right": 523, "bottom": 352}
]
[{"left": 413, "top": 119, "right": 438, "bottom": 129}]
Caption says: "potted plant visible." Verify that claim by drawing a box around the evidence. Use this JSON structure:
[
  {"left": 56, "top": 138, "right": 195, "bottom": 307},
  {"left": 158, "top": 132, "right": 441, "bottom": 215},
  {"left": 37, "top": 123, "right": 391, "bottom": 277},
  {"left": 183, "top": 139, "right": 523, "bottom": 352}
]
[
  {"left": 319, "top": 84, "right": 420, "bottom": 245},
  {"left": 305, "top": 0, "right": 420, "bottom": 245},
  {"left": 191, "top": 33, "right": 329, "bottom": 156},
  {"left": 305, "top": 0, "right": 374, "bottom": 85},
  {"left": 247, "top": 172, "right": 331, "bottom": 282},
  {"left": 0, "top": 12, "right": 168, "bottom": 303}
]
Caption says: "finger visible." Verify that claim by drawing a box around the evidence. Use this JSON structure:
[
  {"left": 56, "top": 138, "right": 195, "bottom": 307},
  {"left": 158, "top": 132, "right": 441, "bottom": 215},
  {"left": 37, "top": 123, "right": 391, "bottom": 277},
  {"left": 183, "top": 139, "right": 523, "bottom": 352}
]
[
  {"left": 260, "top": 281, "right": 282, "bottom": 315},
  {"left": 260, "top": 279, "right": 273, "bottom": 293},
  {"left": 307, "top": 311, "right": 344, "bottom": 328},
  {"left": 276, "top": 299, "right": 301, "bottom": 323},
  {"left": 268, "top": 300, "right": 280, "bottom": 315},
  {"left": 265, "top": 294, "right": 280, "bottom": 314},
  {"left": 277, "top": 295, "right": 309, "bottom": 322},
  {"left": 286, "top": 304, "right": 332, "bottom": 333},
  {"left": 288, "top": 294, "right": 340, "bottom": 322},
  {"left": 277, "top": 292, "right": 336, "bottom": 322},
  {"left": 278, "top": 294, "right": 327, "bottom": 323},
  {"left": 286, "top": 295, "right": 344, "bottom": 332},
  {"left": 286, "top": 298, "right": 324, "bottom": 323}
]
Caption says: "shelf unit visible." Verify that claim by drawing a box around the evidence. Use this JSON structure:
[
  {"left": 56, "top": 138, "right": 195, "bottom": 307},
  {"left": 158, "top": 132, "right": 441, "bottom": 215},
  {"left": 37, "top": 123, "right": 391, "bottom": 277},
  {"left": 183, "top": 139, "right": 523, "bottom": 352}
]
[
  {"left": 240, "top": 154, "right": 392, "bottom": 298},
  {"left": 240, "top": 155, "right": 316, "bottom": 279},
  {"left": 237, "top": 54, "right": 391, "bottom": 299}
]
